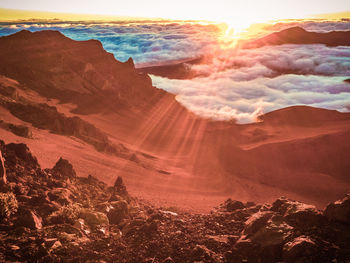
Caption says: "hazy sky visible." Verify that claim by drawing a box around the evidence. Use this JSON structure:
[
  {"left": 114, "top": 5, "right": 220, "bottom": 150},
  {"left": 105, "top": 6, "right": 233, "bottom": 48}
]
[{"left": 1, "top": 0, "right": 350, "bottom": 25}]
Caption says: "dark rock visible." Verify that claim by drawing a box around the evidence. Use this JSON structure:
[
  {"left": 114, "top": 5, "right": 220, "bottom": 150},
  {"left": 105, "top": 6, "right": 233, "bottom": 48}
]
[
  {"left": 244, "top": 211, "right": 274, "bottom": 235},
  {"left": 16, "top": 195, "right": 32, "bottom": 203},
  {"left": 5, "top": 143, "right": 39, "bottom": 168},
  {"left": 47, "top": 188, "right": 74, "bottom": 206},
  {"left": 162, "top": 257, "right": 174, "bottom": 263},
  {"left": 16, "top": 208, "right": 42, "bottom": 229},
  {"left": 271, "top": 197, "right": 323, "bottom": 228},
  {"left": 94, "top": 202, "right": 113, "bottom": 213},
  {"left": 245, "top": 201, "right": 256, "bottom": 208},
  {"left": 284, "top": 204, "right": 323, "bottom": 228},
  {"left": 247, "top": 214, "right": 292, "bottom": 247},
  {"left": 79, "top": 209, "right": 109, "bottom": 228},
  {"left": 112, "top": 176, "right": 128, "bottom": 196},
  {"left": 14, "top": 183, "right": 28, "bottom": 195},
  {"left": 141, "top": 220, "right": 158, "bottom": 236},
  {"left": 52, "top": 157, "right": 76, "bottom": 179},
  {"left": 43, "top": 238, "right": 62, "bottom": 252},
  {"left": 283, "top": 236, "right": 319, "bottom": 263},
  {"left": 0, "top": 150, "right": 6, "bottom": 185},
  {"left": 191, "top": 244, "right": 217, "bottom": 262},
  {"left": 0, "top": 84, "right": 18, "bottom": 99},
  {"left": 241, "top": 211, "right": 293, "bottom": 262},
  {"left": 271, "top": 197, "right": 290, "bottom": 214},
  {"left": 223, "top": 199, "right": 245, "bottom": 212},
  {"left": 8, "top": 123, "right": 32, "bottom": 138},
  {"left": 324, "top": 194, "right": 350, "bottom": 224},
  {"left": 107, "top": 200, "right": 128, "bottom": 224},
  {"left": 227, "top": 239, "right": 259, "bottom": 262}
]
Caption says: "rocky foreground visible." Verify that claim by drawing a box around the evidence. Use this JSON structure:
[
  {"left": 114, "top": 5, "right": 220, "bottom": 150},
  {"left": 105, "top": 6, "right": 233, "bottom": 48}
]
[{"left": 0, "top": 140, "right": 349, "bottom": 262}]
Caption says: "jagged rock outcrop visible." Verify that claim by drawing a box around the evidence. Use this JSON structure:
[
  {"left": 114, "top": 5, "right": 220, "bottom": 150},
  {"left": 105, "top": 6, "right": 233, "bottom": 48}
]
[
  {"left": 3, "top": 100, "right": 142, "bottom": 162},
  {"left": 52, "top": 158, "right": 76, "bottom": 180},
  {"left": 324, "top": 194, "right": 350, "bottom": 224},
  {"left": 0, "top": 139, "right": 349, "bottom": 262},
  {"left": 0, "top": 30, "right": 170, "bottom": 114}
]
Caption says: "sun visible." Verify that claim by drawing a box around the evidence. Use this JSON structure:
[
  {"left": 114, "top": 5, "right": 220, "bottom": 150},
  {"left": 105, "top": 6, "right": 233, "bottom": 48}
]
[
  {"left": 214, "top": 17, "right": 257, "bottom": 49},
  {"left": 224, "top": 20, "right": 252, "bottom": 38}
]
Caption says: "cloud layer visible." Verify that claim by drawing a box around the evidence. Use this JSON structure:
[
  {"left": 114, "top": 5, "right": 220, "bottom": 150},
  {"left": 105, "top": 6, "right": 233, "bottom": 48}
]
[
  {"left": 0, "top": 21, "right": 221, "bottom": 64},
  {"left": 0, "top": 20, "right": 350, "bottom": 123}
]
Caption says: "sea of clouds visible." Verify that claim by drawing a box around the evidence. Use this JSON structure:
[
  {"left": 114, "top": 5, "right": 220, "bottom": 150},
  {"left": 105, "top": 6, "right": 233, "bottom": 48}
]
[{"left": 0, "top": 19, "right": 349, "bottom": 123}]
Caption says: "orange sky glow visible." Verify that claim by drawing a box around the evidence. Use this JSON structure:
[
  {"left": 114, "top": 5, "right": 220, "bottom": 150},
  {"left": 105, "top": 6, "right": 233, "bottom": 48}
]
[{"left": 0, "top": 0, "right": 349, "bottom": 30}]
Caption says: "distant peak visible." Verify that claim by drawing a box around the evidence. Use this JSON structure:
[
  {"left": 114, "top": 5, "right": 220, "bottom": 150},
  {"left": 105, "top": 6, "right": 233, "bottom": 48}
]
[{"left": 281, "top": 26, "right": 307, "bottom": 33}]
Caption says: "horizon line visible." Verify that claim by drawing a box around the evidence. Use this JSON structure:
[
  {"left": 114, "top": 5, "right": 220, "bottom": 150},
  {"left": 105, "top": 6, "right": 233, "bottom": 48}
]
[{"left": 1, "top": 8, "right": 350, "bottom": 24}]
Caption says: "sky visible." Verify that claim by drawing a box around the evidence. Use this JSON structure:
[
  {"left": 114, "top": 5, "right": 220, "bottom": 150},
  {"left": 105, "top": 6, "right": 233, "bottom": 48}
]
[{"left": 1, "top": 0, "right": 350, "bottom": 27}]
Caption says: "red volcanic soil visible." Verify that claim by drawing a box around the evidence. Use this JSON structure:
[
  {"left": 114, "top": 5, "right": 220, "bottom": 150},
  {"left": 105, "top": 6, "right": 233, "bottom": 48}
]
[{"left": 1, "top": 30, "right": 350, "bottom": 213}]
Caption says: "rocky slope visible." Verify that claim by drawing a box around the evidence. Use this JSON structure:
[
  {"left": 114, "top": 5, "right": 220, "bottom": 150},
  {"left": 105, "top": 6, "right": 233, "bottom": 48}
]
[
  {"left": 0, "top": 140, "right": 350, "bottom": 262},
  {"left": 1, "top": 29, "right": 350, "bottom": 214},
  {"left": 0, "top": 71, "right": 148, "bottom": 166},
  {"left": 0, "top": 30, "right": 171, "bottom": 114}
]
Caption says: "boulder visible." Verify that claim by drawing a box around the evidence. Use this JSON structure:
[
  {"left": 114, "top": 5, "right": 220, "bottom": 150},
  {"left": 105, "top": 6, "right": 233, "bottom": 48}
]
[
  {"left": 73, "top": 218, "right": 91, "bottom": 235},
  {"left": 190, "top": 244, "right": 218, "bottom": 262},
  {"left": 94, "top": 202, "right": 113, "bottom": 213},
  {"left": 324, "top": 194, "right": 350, "bottom": 224},
  {"left": 8, "top": 124, "right": 32, "bottom": 138},
  {"left": 226, "top": 239, "right": 259, "bottom": 263},
  {"left": 223, "top": 199, "right": 245, "bottom": 212},
  {"left": 5, "top": 143, "right": 39, "bottom": 168},
  {"left": 52, "top": 157, "right": 76, "bottom": 179},
  {"left": 112, "top": 176, "right": 128, "bottom": 196},
  {"left": 79, "top": 209, "right": 109, "bottom": 228},
  {"left": 246, "top": 214, "right": 293, "bottom": 248},
  {"left": 107, "top": 200, "right": 128, "bottom": 224},
  {"left": 242, "top": 211, "right": 293, "bottom": 262},
  {"left": 16, "top": 208, "right": 42, "bottom": 229},
  {"left": 271, "top": 197, "right": 323, "bottom": 227},
  {"left": 47, "top": 188, "right": 74, "bottom": 206},
  {"left": 244, "top": 211, "right": 274, "bottom": 235},
  {"left": 283, "top": 236, "right": 318, "bottom": 263}
]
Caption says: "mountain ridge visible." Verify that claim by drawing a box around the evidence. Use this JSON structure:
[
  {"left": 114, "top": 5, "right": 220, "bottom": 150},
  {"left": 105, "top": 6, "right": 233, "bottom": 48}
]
[{"left": 0, "top": 30, "right": 173, "bottom": 114}]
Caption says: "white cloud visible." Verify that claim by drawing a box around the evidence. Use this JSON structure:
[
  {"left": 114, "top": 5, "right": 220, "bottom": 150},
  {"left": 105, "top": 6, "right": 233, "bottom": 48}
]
[{"left": 152, "top": 73, "right": 350, "bottom": 123}]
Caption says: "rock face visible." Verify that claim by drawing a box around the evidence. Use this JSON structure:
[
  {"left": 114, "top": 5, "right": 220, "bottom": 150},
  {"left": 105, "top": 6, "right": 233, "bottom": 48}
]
[
  {"left": 0, "top": 139, "right": 350, "bottom": 262},
  {"left": 15, "top": 208, "right": 42, "bottom": 229},
  {"left": 0, "top": 30, "right": 170, "bottom": 114},
  {"left": 3, "top": 101, "right": 140, "bottom": 161},
  {"left": 283, "top": 236, "right": 319, "bottom": 263},
  {"left": 324, "top": 194, "right": 350, "bottom": 224},
  {"left": 0, "top": 150, "right": 6, "bottom": 185},
  {"left": 52, "top": 158, "right": 76, "bottom": 179},
  {"left": 5, "top": 102, "right": 111, "bottom": 151},
  {"left": 0, "top": 120, "right": 32, "bottom": 138}
]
